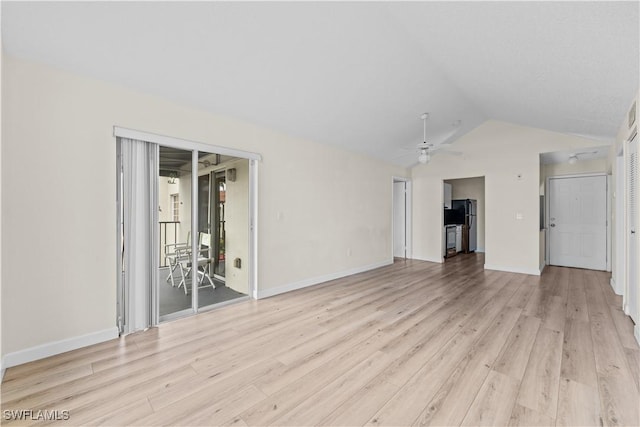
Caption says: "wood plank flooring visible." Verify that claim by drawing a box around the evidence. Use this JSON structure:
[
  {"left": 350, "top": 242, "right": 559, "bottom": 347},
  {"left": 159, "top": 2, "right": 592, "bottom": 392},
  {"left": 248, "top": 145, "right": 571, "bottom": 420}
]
[{"left": 2, "top": 254, "right": 638, "bottom": 426}]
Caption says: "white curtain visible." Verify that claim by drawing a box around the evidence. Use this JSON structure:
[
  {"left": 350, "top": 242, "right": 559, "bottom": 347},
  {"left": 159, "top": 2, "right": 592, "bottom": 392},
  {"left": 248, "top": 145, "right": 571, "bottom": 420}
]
[{"left": 121, "top": 138, "right": 158, "bottom": 333}]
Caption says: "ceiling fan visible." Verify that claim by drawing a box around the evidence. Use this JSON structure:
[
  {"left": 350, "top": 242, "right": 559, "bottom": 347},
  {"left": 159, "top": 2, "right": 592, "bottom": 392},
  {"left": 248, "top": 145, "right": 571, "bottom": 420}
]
[
  {"left": 568, "top": 150, "right": 598, "bottom": 164},
  {"left": 414, "top": 113, "right": 462, "bottom": 164}
]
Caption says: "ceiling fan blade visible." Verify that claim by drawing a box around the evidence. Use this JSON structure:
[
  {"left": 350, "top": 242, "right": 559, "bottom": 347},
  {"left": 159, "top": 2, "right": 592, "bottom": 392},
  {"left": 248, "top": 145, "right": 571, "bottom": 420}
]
[
  {"left": 439, "top": 128, "right": 463, "bottom": 145},
  {"left": 431, "top": 149, "right": 462, "bottom": 156},
  {"left": 390, "top": 150, "right": 418, "bottom": 160}
]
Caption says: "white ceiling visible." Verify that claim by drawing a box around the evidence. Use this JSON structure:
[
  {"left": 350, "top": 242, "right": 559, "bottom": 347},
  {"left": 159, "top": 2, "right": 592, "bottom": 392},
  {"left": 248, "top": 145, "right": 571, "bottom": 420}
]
[{"left": 2, "top": 2, "right": 638, "bottom": 167}]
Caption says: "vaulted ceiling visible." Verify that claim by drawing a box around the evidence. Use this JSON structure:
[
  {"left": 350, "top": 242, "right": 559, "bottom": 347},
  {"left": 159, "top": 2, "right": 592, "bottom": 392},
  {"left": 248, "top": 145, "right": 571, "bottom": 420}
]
[{"left": 2, "top": 2, "right": 638, "bottom": 167}]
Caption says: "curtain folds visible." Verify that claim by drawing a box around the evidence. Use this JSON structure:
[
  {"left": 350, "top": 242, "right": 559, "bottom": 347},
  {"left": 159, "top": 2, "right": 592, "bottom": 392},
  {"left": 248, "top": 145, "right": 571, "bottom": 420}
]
[{"left": 121, "top": 137, "right": 157, "bottom": 333}]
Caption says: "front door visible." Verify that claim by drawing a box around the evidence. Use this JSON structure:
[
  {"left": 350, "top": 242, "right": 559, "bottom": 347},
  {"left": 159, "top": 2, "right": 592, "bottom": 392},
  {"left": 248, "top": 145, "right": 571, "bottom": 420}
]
[{"left": 549, "top": 175, "right": 607, "bottom": 270}]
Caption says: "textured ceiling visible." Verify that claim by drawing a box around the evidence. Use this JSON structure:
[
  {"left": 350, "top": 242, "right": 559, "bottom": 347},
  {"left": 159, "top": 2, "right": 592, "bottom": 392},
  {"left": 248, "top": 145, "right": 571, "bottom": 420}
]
[{"left": 2, "top": 2, "right": 638, "bottom": 167}]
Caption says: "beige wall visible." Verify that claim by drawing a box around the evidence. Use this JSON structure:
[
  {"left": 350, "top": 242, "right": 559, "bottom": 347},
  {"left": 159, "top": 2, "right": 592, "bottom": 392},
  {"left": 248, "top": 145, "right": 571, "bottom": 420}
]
[
  {"left": 1, "top": 54, "right": 406, "bottom": 357},
  {"left": 446, "top": 177, "right": 485, "bottom": 251},
  {"left": 411, "top": 120, "right": 604, "bottom": 273}
]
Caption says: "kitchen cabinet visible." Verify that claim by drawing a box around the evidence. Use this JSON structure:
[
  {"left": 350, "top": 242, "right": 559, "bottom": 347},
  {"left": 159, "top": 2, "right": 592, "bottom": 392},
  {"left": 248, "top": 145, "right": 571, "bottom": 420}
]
[{"left": 444, "top": 183, "right": 452, "bottom": 209}]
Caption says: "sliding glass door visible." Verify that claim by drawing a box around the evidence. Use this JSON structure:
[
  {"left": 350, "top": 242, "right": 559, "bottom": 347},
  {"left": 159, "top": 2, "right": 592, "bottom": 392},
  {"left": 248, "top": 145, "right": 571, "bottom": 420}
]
[{"left": 116, "top": 129, "right": 256, "bottom": 333}]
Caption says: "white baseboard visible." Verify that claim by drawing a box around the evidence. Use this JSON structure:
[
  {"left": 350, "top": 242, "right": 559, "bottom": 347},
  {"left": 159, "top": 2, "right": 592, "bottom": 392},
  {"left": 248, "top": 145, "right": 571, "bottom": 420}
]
[
  {"left": 2, "top": 327, "right": 119, "bottom": 370},
  {"left": 411, "top": 255, "right": 444, "bottom": 264},
  {"left": 257, "top": 259, "right": 393, "bottom": 299},
  {"left": 539, "top": 262, "right": 546, "bottom": 274},
  {"left": 610, "top": 277, "right": 624, "bottom": 296},
  {"left": 484, "top": 264, "right": 542, "bottom": 276}
]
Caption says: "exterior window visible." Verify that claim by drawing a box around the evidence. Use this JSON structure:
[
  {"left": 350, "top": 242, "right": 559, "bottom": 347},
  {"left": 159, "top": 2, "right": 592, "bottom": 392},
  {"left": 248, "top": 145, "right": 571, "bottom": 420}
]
[{"left": 170, "top": 193, "right": 179, "bottom": 221}]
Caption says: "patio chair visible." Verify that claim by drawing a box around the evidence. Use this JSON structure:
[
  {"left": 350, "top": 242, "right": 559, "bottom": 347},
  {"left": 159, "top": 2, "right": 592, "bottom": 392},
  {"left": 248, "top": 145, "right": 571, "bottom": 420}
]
[
  {"left": 165, "top": 231, "right": 191, "bottom": 287},
  {"left": 176, "top": 232, "right": 215, "bottom": 294}
]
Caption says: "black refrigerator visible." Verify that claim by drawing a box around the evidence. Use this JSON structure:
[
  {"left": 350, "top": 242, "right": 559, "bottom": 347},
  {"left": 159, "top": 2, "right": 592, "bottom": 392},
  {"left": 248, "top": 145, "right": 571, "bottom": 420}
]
[{"left": 451, "top": 199, "right": 477, "bottom": 252}]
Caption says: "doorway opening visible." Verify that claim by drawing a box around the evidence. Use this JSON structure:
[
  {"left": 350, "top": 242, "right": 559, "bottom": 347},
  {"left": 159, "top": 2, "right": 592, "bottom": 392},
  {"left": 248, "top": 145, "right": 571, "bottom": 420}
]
[
  {"left": 392, "top": 177, "right": 411, "bottom": 260},
  {"left": 443, "top": 176, "right": 485, "bottom": 261}
]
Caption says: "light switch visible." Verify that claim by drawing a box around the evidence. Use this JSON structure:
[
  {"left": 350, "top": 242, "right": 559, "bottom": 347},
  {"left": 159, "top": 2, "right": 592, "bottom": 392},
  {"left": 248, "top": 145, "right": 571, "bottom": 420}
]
[{"left": 516, "top": 213, "right": 523, "bottom": 220}]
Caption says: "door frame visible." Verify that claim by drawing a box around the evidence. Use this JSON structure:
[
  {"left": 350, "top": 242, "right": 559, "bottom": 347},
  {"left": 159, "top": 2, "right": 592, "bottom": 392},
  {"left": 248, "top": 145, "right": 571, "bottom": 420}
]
[
  {"left": 114, "top": 126, "right": 261, "bottom": 329},
  {"left": 545, "top": 172, "right": 611, "bottom": 270},
  {"left": 623, "top": 128, "right": 638, "bottom": 325},
  {"left": 392, "top": 177, "right": 412, "bottom": 260},
  {"left": 614, "top": 151, "right": 626, "bottom": 295}
]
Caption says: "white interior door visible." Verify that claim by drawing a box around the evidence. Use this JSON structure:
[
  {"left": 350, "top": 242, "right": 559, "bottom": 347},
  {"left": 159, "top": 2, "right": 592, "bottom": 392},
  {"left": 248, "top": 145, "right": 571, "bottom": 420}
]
[
  {"left": 393, "top": 181, "right": 406, "bottom": 258},
  {"left": 549, "top": 175, "right": 607, "bottom": 270},
  {"left": 626, "top": 132, "right": 638, "bottom": 322}
]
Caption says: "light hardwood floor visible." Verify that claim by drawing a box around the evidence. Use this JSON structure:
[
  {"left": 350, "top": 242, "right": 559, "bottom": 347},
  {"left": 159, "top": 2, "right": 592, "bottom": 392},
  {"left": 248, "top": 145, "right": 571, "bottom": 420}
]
[{"left": 2, "top": 254, "right": 639, "bottom": 426}]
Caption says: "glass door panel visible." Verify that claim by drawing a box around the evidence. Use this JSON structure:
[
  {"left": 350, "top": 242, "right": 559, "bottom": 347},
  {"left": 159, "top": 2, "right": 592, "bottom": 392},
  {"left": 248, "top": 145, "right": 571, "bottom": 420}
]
[
  {"left": 158, "top": 146, "right": 193, "bottom": 320},
  {"left": 197, "top": 160, "right": 248, "bottom": 309},
  {"left": 196, "top": 162, "right": 216, "bottom": 309}
]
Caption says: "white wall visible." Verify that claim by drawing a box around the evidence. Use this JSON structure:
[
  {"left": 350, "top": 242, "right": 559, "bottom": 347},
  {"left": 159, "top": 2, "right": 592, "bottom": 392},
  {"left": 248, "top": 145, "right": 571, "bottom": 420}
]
[
  {"left": 0, "top": 31, "right": 4, "bottom": 374},
  {"left": 445, "top": 176, "right": 485, "bottom": 251},
  {"left": 1, "top": 54, "right": 406, "bottom": 359},
  {"left": 158, "top": 179, "right": 180, "bottom": 223},
  {"left": 157, "top": 178, "right": 180, "bottom": 265},
  {"left": 411, "top": 120, "right": 604, "bottom": 274}
]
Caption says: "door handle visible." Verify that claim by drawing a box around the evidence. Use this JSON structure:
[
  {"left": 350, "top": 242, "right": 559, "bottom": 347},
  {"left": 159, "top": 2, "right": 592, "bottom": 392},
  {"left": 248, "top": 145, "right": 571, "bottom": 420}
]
[{"left": 550, "top": 223, "right": 556, "bottom": 227}]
